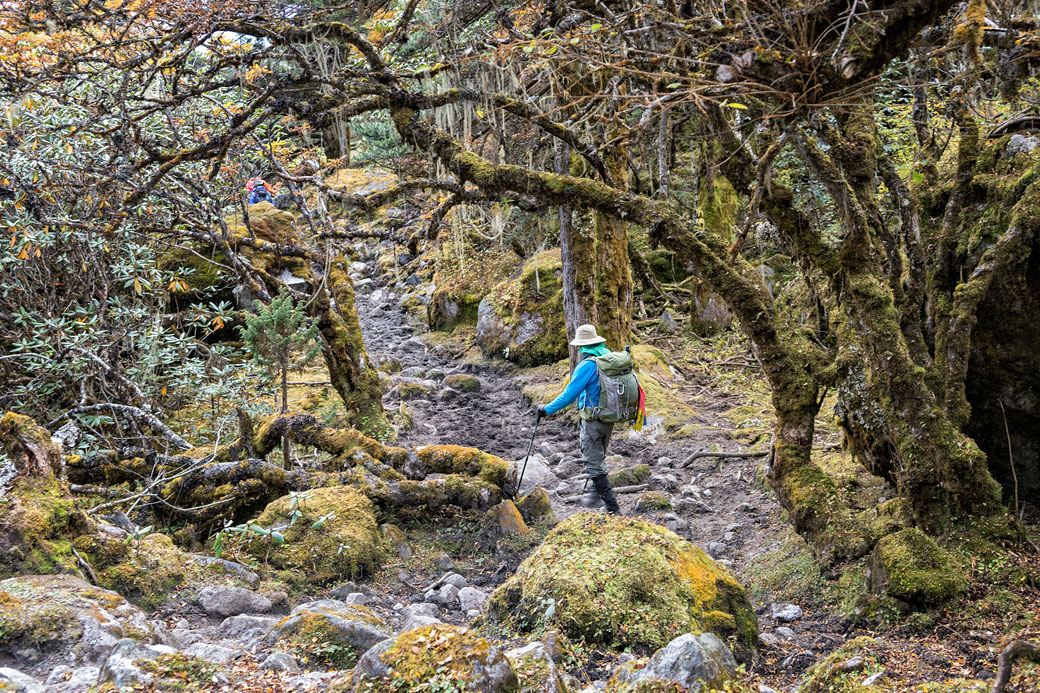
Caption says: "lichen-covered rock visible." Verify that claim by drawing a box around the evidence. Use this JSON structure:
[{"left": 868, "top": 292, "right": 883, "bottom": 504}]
[
  {"left": 486, "top": 513, "right": 757, "bottom": 659},
  {"left": 493, "top": 500, "right": 531, "bottom": 536},
  {"left": 196, "top": 585, "right": 272, "bottom": 617},
  {"left": 608, "top": 633, "right": 737, "bottom": 691},
  {"left": 0, "top": 667, "right": 44, "bottom": 693},
  {"left": 476, "top": 250, "right": 568, "bottom": 367},
  {"left": 243, "top": 485, "right": 385, "bottom": 584},
  {"left": 97, "top": 638, "right": 180, "bottom": 687},
  {"left": 267, "top": 599, "right": 390, "bottom": 669},
  {"left": 350, "top": 624, "right": 518, "bottom": 692},
  {"left": 72, "top": 532, "right": 191, "bottom": 610},
  {"left": 516, "top": 488, "right": 558, "bottom": 526},
  {"left": 867, "top": 528, "right": 966, "bottom": 606},
  {"left": 0, "top": 575, "right": 165, "bottom": 677},
  {"left": 506, "top": 641, "right": 569, "bottom": 693}
]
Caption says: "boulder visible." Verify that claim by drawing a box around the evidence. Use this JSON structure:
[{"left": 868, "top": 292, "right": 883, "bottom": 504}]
[
  {"left": 242, "top": 485, "right": 384, "bottom": 583},
  {"left": 0, "top": 574, "right": 166, "bottom": 677},
  {"left": 476, "top": 250, "right": 568, "bottom": 366},
  {"left": 866, "top": 528, "right": 966, "bottom": 605},
  {"left": 97, "top": 638, "right": 178, "bottom": 687},
  {"left": 217, "top": 614, "right": 278, "bottom": 642},
  {"left": 506, "top": 642, "right": 569, "bottom": 693},
  {"left": 0, "top": 668, "right": 44, "bottom": 693},
  {"left": 184, "top": 642, "right": 235, "bottom": 665},
  {"left": 770, "top": 603, "right": 803, "bottom": 623},
  {"left": 443, "top": 573, "right": 469, "bottom": 589},
  {"left": 427, "top": 584, "right": 460, "bottom": 608},
  {"left": 458, "top": 586, "right": 489, "bottom": 613},
  {"left": 487, "top": 513, "right": 758, "bottom": 659},
  {"left": 492, "top": 500, "right": 531, "bottom": 536},
  {"left": 71, "top": 531, "right": 192, "bottom": 610},
  {"left": 516, "top": 488, "right": 558, "bottom": 526},
  {"left": 610, "top": 632, "right": 737, "bottom": 690},
  {"left": 443, "top": 374, "right": 482, "bottom": 392},
  {"left": 197, "top": 585, "right": 272, "bottom": 618},
  {"left": 261, "top": 651, "right": 300, "bottom": 673},
  {"left": 351, "top": 624, "right": 518, "bottom": 692},
  {"left": 266, "top": 600, "right": 390, "bottom": 669},
  {"left": 515, "top": 454, "right": 559, "bottom": 496}
]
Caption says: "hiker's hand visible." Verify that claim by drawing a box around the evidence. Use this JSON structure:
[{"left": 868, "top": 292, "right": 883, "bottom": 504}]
[{"left": 536, "top": 405, "right": 547, "bottom": 419}]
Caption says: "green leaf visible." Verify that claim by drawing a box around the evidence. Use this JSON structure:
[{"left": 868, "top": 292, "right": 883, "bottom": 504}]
[{"left": 726, "top": 102, "right": 748, "bottom": 110}]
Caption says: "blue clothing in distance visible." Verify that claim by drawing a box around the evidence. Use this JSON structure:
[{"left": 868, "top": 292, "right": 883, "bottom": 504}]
[{"left": 545, "top": 356, "right": 600, "bottom": 415}]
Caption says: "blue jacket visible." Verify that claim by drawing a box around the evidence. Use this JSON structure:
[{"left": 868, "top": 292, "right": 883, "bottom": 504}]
[{"left": 545, "top": 356, "right": 600, "bottom": 415}]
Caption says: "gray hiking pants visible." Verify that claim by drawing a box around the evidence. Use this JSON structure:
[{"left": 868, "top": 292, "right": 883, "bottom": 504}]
[{"left": 579, "top": 419, "right": 614, "bottom": 478}]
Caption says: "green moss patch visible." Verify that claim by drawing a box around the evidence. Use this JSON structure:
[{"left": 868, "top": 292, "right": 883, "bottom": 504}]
[
  {"left": 797, "top": 636, "right": 884, "bottom": 693},
  {"left": 486, "top": 513, "right": 758, "bottom": 658},
  {"left": 0, "top": 475, "right": 90, "bottom": 579},
  {"left": 413, "top": 444, "right": 512, "bottom": 490},
  {"left": 73, "top": 533, "right": 191, "bottom": 610}
]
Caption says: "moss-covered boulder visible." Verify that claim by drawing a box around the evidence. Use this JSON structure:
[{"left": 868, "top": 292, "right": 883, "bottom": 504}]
[
  {"left": 866, "top": 528, "right": 967, "bottom": 606},
  {"left": 267, "top": 599, "right": 390, "bottom": 670},
  {"left": 609, "top": 464, "right": 651, "bottom": 487},
  {"left": 634, "top": 491, "right": 673, "bottom": 512},
  {"left": 476, "top": 250, "right": 567, "bottom": 367},
  {"left": 243, "top": 486, "right": 385, "bottom": 584},
  {"left": 506, "top": 641, "right": 569, "bottom": 693},
  {"left": 444, "top": 373, "right": 482, "bottom": 392},
  {"left": 73, "top": 533, "right": 191, "bottom": 610},
  {"left": 350, "top": 624, "right": 519, "bottom": 692},
  {"left": 427, "top": 241, "right": 515, "bottom": 332},
  {"left": 486, "top": 513, "right": 757, "bottom": 659},
  {"left": 0, "top": 574, "right": 164, "bottom": 677}
]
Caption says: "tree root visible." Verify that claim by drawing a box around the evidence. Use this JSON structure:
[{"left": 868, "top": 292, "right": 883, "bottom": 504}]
[{"left": 992, "top": 640, "right": 1040, "bottom": 693}]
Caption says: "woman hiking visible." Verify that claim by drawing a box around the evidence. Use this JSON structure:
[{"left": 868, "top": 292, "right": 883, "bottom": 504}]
[{"left": 536, "top": 324, "right": 623, "bottom": 514}]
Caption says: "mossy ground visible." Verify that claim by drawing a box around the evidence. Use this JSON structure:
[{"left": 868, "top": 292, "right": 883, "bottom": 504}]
[
  {"left": 241, "top": 485, "right": 385, "bottom": 584},
  {"left": 487, "top": 513, "right": 758, "bottom": 658}
]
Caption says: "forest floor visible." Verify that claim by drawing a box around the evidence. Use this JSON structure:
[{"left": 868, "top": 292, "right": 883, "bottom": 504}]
[{"left": 328, "top": 245, "right": 1040, "bottom": 691}]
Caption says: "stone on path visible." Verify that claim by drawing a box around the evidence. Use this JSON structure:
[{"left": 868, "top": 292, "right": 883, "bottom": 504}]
[
  {"left": 197, "top": 585, "right": 272, "bottom": 618},
  {"left": 770, "top": 603, "right": 803, "bottom": 622}
]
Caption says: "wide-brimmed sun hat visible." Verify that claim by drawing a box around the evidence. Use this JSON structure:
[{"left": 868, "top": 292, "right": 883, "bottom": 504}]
[{"left": 570, "top": 324, "right": 606, "bottom": 346}]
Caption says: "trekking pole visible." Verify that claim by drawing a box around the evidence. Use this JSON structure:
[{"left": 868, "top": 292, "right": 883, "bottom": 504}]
[{"left": 515, "top": 412, "right": 540, "bottom": 499}]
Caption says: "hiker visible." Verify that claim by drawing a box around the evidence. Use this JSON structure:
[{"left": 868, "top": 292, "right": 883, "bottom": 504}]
[
  {"left": 246, "top": 177, "right": 274, "bottom": 205},
  {"left": 537, "top": 324, "right": 642, "bottom": 514}
]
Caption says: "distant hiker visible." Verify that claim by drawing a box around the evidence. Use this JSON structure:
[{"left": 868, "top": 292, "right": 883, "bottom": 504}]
[
  {"left": 536, "top": 324, "right": 645, "bottom": 514},
  {"left": 246, "top": 177, "right": 274, "bottom": 205}
]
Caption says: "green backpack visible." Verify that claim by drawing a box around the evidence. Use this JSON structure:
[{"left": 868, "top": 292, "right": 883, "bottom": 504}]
[{"left": 580, "top": 350, "right": 641, "bottom": 424}]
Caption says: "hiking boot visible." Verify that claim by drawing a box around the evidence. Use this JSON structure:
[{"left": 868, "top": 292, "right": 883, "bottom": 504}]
[
  {"left": 580, "top": 483, "right": 604, "bottom": 508},
  {"left": 592, "top": 474, "right": 621, "bottom": 515}
]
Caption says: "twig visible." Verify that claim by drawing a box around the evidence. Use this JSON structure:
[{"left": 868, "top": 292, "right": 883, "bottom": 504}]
[
  {"left": 992, "top": 640, "right": 1040, "bottom": 693},
  {"left": 72, "top": 546, "right": 99, "bottom": 585},
  {"left": 998, "top": 401, "right": 1019, "bottom": 519},
  {"left": 681, "top": 450, "right": 767, "bottom": 469}
]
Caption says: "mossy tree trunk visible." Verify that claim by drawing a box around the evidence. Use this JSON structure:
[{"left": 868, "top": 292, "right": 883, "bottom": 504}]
[
  {"left": 559, "top": 147, "right": 633, "bottom": 366},
  {"left": 314, "top": 262, "right": 387, "bottom": 435}
]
